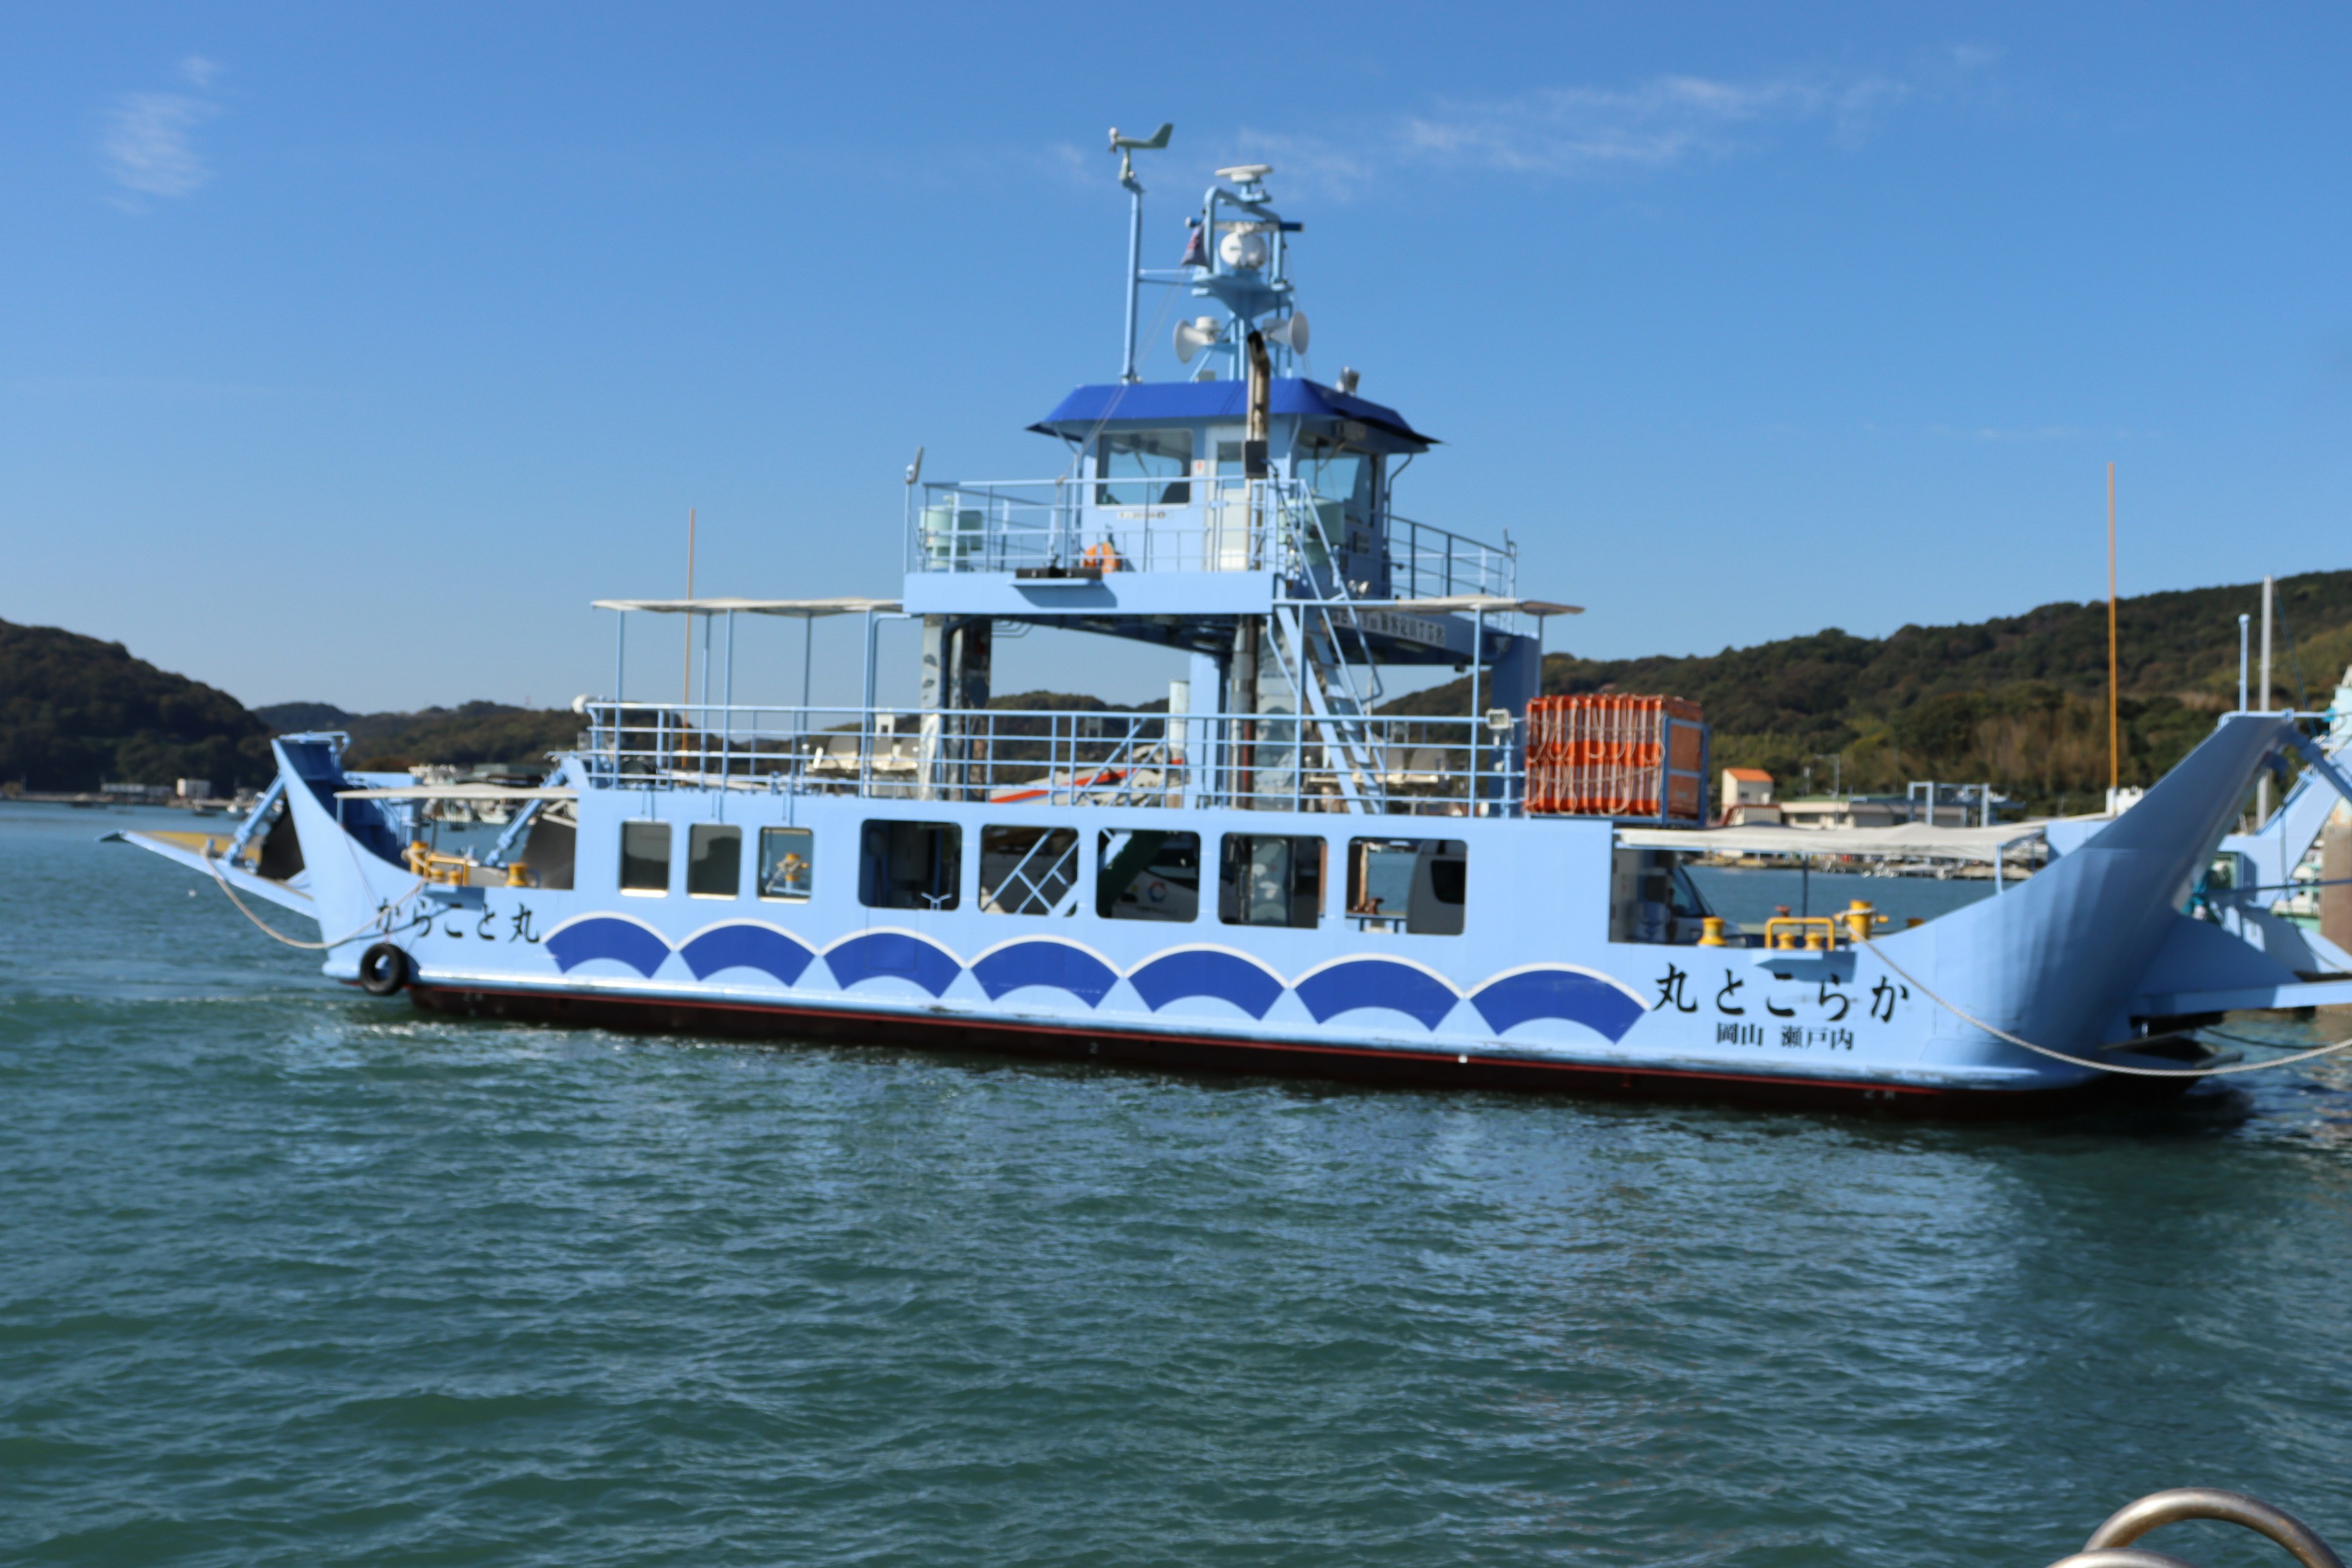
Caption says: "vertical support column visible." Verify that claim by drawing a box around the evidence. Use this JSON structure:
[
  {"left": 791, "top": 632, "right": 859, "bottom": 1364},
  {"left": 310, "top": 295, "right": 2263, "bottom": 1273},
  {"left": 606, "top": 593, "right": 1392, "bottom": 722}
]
[
  {"left": 1231, "top": 620, "right": 1260, "bottom": 807},
  {"left": 917, "top": 616, "right": 949, "bottom": 802},
  {"left": 1186, "top": 648, "right": 1221, "bottom": 810},
  {"left": 1489, "top": 631, "right": 1540, "bottom": 813},
  {"left": 917, "top": 616, "right": 993, "bottom": 802},
  {"left": 954, "top": 619, "right": 992, "bottom": 803}
]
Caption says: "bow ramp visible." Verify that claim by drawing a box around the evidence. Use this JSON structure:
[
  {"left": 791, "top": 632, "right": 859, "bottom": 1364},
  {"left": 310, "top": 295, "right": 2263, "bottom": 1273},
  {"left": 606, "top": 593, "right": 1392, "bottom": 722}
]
[{"left": 1877, "top": 713, "right": 2352, "bottom": 1065}]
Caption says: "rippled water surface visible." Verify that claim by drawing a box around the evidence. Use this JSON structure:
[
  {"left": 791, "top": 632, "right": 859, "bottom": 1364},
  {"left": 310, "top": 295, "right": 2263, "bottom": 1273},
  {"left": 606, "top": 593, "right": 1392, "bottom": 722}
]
[{"left": 6, "top": 804, "right": 2351, "bottom": 1566}]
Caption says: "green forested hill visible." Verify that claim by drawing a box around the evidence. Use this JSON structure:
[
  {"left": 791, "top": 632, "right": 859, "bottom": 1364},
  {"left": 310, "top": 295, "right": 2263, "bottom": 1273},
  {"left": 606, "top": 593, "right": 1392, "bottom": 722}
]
[
  {"left": 252, "top": 701, "right": 582, "bottom": 772},
  {"left": 0, "top": 620, "right": 275, "bottom": 791},
  {"left": 1383, "top": 571, "right": 2352, "bottom": 812}
]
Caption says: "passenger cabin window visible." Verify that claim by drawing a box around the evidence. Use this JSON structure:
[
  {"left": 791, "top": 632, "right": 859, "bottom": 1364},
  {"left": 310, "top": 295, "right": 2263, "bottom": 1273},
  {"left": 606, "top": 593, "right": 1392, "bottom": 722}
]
[
  {"left": 688, "top": 824, "right": 741, "bottom": 897},
  {"left": 1095, "top": 429, "right": 1193, "bottom": 506},
  {"left": 860, "top": 820, "right": 962, "bottom": 911},
  {"left": 1218, "top": 834, "right": 1323, "bottom": 929},
  {"left": 619, "top": 821, "right": 671, "bottom": 895},
  {"left": 979, "top": 826, "right": 1080, "bottom": 914},
  {"left": 1609, "top": 849, "right": 1714, "bottom": 944},
  {"left": 759, "top": 827, "right": 814, "bottom": 901},
  {"left": 1346, "top": 838, "right": 1466, "bottom": 935},
  {"left": 1097, "top": 829, "right": 1200, "bottom": 922}
]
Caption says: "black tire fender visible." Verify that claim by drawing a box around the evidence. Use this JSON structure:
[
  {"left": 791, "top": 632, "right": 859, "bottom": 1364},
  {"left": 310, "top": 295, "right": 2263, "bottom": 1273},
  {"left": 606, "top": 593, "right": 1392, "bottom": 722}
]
[{"left": 359, "top": 943, "right": 412, "bottom": 997}]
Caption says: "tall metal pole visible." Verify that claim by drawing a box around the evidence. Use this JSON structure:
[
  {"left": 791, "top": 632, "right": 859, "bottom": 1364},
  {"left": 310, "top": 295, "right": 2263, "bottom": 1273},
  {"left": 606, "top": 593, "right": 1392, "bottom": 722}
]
[
  {"left": 682, "top": 507, "right": 696, "bottom": 712},
  {"left": 2239, "top": 614, "right": 2251, "bottom": 713},
  {"left": 2106, "top": 463, "right": 2119, "bottom": 799},
  {"left": 2258, "top": 574, "right": 2275, "bottom": 824},
  {"left": 1120, "top": 172, "right": 1144, "bottom": 383}
]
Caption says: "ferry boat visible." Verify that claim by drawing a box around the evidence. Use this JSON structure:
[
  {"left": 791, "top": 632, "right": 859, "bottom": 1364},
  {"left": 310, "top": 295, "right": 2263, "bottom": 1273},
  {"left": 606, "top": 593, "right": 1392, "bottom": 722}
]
[{"left": 119, "top": 130, "right": 2352, "bottom": 1112}]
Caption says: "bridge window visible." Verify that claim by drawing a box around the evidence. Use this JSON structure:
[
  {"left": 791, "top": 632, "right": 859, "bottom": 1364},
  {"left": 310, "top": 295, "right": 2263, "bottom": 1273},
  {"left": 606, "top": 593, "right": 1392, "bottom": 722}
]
[
  {"left": 619, "top": 821, "right": 671, "bottom": 895},
  {"left": 1218, "top": 834, "right": 1323, "bottom": 929},
  {"left": 980, "top": 825, "right": 1080, "bottom": 915},
  {"left": 687, "top": 824, "right": 741, "bottom": 897},
  {"left": 758, "top": 827, "right": 814, "bottom": 901},
  {"left": 1097, "top": 829, "right": 1200, "bottom": 922},
  {"left": 1095, "top": 429, "right": 1193, "bottom": 506},
  {"left": 1346, "top": 837, "right": 1466, "bottom": 935},
  {"left": 1300, "top": 440, "right": 1368, "bottom": 507},
  {"left": 860, "top": 820, "right": 962, "bottom": 911}
]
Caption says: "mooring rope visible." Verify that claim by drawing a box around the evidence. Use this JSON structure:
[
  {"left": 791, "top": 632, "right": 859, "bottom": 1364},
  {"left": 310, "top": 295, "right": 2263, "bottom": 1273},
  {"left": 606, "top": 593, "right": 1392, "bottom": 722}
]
[
  {"left": 206, "top": 855, "right": 425, "bottom": 952},
  {"left": 1859, "top": 937, "right": 2352, "bottom": 1079}
]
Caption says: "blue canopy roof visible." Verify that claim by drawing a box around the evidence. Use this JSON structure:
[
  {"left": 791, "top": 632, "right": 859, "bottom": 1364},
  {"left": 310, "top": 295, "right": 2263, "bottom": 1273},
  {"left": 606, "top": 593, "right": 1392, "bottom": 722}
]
[{"left": 1031, "top": 377, "right": 1435, "bottom": 448}]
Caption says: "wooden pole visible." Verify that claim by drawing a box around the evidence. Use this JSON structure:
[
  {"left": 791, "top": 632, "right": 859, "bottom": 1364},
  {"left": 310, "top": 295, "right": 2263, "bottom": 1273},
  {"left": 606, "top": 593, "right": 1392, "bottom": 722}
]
[{"left": 2106, "top": 463, "right": 2119, "bottom": 799}]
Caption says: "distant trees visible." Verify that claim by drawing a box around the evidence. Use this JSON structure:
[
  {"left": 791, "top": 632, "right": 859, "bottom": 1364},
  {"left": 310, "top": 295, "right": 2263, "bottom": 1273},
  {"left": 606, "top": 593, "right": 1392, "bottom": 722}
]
[
  {"left": 1384, "top": 570, "right": 2352, "bottom": 814},
  {"left": 0, "top": 620, "right": 274, "bottom": 791}
]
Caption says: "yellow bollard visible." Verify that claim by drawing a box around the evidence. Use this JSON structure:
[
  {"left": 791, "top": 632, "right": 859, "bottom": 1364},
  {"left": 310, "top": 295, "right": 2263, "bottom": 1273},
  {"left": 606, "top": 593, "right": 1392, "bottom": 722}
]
[
  {"left": 506, "top": 861, "right": 530, "bottom": 888},
  {"left": 1844, "top": 899, "right": 1875, "bottom": 945},
  {"left": 1804, "top": 927, "right": 1827, "bottom": 951},
  {"left": 1698, "top": 916, "right": 1725, "bottom": 948}
]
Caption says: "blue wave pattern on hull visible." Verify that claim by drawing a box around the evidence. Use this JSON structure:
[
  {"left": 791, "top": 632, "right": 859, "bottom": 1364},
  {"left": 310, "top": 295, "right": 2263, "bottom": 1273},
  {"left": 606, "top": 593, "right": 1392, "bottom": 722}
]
[
  {"left": 540, "top": 918, "right": 1648, "bottom": 1041},
  {"left": 679, "top": 924, "right": 818, "bottom": 986},
  {"left": 1125, "top": 949, "right": 1287, "bottom": 1019},
  {"left": 1294, "top": 959, "right": 1461, "bottom": 1029},
  {"left": 1469, "top": 969, "right": 1648, "bottom": 1041},
  {"left": 970, "top": 940, "right": 1121, "bottom": 1006},
  {"left": 822, "top": 931, "right": 964, "bottom": 997},
  {"left": 543, "top": 917, "right": 673, "bottom": 979}
]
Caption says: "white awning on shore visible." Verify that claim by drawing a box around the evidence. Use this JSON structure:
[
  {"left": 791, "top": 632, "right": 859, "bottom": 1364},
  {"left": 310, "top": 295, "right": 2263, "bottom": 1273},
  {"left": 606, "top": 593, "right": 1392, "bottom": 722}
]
[
  {"left": 591, "top": 597, "right": 901, "bottom": 617},
  {"left": 1616, "top": 820, "right": 2047, "bottom": 864},
  {"left": 333, "top": 784, "right": 578, "bottom": 802}
]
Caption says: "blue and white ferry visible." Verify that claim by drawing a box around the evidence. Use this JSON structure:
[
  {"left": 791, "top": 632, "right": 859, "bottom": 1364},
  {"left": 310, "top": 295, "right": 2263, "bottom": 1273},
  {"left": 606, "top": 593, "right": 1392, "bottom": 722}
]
[{"left": 122, "top": 131, "right": 2352, "bottom": 1112}]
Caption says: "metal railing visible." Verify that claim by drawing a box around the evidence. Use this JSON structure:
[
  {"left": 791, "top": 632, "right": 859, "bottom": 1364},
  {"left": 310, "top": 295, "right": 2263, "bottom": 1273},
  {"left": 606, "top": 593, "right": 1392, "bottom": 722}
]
[
  {"left": 909, "top": 476, "right": 1514, "bottom": 598},
  {"left": 1385, "top": 511, "right": 1515, "bottom": 600},
  {"left": 576, "top": 701, "right": 1526, "bottom": 816}
]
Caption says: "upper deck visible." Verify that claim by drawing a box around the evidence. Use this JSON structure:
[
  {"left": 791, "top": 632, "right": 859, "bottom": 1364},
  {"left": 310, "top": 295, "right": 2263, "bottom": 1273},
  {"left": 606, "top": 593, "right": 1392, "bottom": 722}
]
[{"left": 910, "top": 472, "right": 1514, "bottom": 601}]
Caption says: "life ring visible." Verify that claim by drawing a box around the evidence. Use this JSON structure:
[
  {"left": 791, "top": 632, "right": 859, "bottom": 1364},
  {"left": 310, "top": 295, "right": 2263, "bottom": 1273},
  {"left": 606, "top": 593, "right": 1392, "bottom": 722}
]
[
  {"left": 360, "top": 942, "right": 412, "bottom": 997},
  {"left": 1081, "top": 541, "right": 1125, "bottom": 573}
]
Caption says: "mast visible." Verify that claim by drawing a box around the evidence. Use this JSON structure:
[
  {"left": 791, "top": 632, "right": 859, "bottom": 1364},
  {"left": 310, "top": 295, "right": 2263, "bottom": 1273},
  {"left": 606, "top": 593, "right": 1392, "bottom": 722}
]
[
  {"left": 1108, "top": 124, "right": 1172, "bottom": 383},
  {"left": 2259, "top": 573, "right": 2275, "bottom": 824},
  {"left": 2106, "top": 464, "right": 2119, "bottom": 799}
]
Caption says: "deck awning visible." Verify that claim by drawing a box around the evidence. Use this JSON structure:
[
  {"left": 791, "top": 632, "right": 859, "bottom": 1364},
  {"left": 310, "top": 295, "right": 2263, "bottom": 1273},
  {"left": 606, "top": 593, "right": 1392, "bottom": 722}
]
[
  {"left": 1616, "top": 821, "right": 2046, "bottom": 864},
  {"left": 590, "top": 597, "right": 902, "bottom": 616},
  {"left": 333, "top": 784, "right": 579, "bottom": 802},
  {"left": 1385, "top": 596, "right": 1582, "bottom": 617}
]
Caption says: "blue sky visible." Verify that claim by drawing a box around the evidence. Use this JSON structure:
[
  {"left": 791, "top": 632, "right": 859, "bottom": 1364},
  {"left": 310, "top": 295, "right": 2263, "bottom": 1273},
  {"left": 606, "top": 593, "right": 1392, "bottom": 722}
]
[{"left": 4, "top": 4, "right": 2348, "bottom": 713}]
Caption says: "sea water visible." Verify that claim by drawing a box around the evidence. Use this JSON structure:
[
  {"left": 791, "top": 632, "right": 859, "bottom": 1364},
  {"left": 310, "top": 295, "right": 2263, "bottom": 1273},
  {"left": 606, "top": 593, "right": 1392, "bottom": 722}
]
[{"left": 4, "top": 804, "right": 2349, "bottom": 1567}]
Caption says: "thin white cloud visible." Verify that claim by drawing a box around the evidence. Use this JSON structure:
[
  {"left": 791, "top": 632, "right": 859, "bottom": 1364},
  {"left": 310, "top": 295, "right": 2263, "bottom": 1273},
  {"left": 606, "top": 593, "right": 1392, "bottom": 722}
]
[
  {"left": 1401, "top": 73, "right": 1902, "bottom": 176},
  {"left": 101, "top": 61, "right": 222, "bottom": 208},
  {"left": 1176, "top": 67, "right": 1931, "bottom": 205}
]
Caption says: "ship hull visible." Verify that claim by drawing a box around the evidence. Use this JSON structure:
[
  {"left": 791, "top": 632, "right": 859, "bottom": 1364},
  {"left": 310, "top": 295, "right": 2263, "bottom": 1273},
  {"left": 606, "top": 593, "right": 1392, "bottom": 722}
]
[{"left": 398, "top": 976, "right": 2163, "bottom": 1118}]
